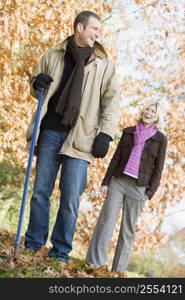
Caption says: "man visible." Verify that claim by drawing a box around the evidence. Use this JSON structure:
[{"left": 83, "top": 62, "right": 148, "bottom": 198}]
[{"left": 25, "top": 10, "right": 120, "bottom": 263}]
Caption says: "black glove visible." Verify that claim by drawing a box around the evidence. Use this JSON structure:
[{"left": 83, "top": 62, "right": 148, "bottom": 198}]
[
  {"left": 33, "top": 73, "right": 53, "bottom": 91},
  {"left": 92, "top": 132, "right": 112, "bottom": 158}
]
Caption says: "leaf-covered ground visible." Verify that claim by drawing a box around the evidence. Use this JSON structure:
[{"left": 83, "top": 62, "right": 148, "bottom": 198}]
[{"left": 0, "top": 229, "right": 144, "bottom": 278}]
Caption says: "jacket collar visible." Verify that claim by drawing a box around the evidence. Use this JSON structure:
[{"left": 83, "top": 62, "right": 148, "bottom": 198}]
[
  {"left": 124, "top": 125, "right": 161, "bottom": 141},
  {"left": 123, "top": 126, "right": 135, "bottom": 134},
  {"left": 55, "top": 36, "right": 107, "bottom": 59}
]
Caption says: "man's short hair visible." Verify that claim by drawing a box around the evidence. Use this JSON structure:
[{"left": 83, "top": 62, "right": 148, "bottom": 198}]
[{"left": 74, "top": 10, "right": 101, "bottom": 31}]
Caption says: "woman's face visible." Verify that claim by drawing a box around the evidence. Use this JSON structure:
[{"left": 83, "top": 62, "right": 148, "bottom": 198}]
[{"left": 142, "top": 105, "right": 157, "bottom": 127}]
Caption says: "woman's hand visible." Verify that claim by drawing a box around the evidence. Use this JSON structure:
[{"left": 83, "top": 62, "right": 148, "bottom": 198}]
[{"left": 100, "top": 185, "right": 108, "bottom": 198}]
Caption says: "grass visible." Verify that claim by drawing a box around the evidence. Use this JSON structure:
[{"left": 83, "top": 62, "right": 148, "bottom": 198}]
[
  {"left": 128, "top": 241, "right": 185, "bottom": 278},
  {"left": 0, "top": 229, "right": 143, "bottom": 278}
]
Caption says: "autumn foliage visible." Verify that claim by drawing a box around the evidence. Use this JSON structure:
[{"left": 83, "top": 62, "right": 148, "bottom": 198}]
[{"left": 0, "top": 0, "right": 185, "bottom": 276}]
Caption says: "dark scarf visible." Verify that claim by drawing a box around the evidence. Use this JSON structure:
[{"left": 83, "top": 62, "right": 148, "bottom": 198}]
[{"left": 55, "top": 36, "right": 95, "bottom": 128}]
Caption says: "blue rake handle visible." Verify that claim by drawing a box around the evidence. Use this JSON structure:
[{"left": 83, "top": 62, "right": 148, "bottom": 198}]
[{"left": 14, "top": 89, "right": 44, "bottom": 258}]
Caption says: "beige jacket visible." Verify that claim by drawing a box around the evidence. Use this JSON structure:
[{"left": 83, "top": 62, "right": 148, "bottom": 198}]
[{"left": 26, "top": 37, "right": 120, "bottom": 162}]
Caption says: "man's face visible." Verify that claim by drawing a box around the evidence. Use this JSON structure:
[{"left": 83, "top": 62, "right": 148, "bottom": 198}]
[{"left": 75, "top": 16, "right": 102, "bottom": 47}]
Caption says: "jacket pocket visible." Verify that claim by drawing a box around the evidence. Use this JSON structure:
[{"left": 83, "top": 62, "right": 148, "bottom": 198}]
[
  {"left": 73, "top": 115, "right": 98, "bottom": 153},
  {"left": 149, "top": 145, "right": 159, "bottom": 157}
]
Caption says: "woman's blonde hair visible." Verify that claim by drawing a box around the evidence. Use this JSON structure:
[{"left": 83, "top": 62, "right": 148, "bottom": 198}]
[{"left": 136, "top": 100, "right": 165, "bottom": 131}]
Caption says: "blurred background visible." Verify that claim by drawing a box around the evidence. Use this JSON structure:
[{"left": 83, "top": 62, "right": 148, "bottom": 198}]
[{"left": 0, "top": 0, "right": 185, "bottom": 277}]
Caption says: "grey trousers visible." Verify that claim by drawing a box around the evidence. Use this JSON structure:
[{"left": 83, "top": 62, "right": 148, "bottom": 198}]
[{"left": 86, "top": 175, "right": 148, "bottom": 272}]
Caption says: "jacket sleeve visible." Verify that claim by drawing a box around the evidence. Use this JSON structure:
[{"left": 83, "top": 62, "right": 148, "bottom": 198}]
[
  {"left": 102, "top": 131, "right": 124, "bottom": 186},
  {"left": 146, "top": 135, "right": 167, "bottom": 199},
  {"left": 99, "top": 57, "right": 121, "bottom": 140},
  {"left": 30, "top": 52, "right": 49, "bottom": 99}
]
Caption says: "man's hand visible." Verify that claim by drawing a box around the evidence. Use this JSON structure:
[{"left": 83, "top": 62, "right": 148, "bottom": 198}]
[
  {"left": 33, "top": 73, "right": 53, "bottom": 91},
  {"left": 92, "top": 132, "right": 112, "bottom": 158}
]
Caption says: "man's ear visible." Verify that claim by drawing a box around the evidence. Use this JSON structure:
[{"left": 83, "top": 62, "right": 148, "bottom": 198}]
[{"left": 76, "top": 23, "right": 84, "bottom": 33}]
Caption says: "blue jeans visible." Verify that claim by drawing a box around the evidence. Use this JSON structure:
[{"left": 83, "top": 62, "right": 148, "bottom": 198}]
[{"left": 25, "top": 129, "right": 88, "bottom": 262}]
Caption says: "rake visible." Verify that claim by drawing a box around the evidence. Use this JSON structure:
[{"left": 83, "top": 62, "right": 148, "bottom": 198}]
[{"left": 14, "top": 89, "right": 44, "bottom": 258}]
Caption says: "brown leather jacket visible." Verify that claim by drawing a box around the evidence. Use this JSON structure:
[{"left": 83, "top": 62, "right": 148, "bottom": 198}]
[{"left": 102, "top": 126, "right": 167, "bottom": 199}]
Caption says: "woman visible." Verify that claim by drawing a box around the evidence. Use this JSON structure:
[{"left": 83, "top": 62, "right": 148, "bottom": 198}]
[{"left": 85, "top": 101, "right": 167, "bottom": 273}]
